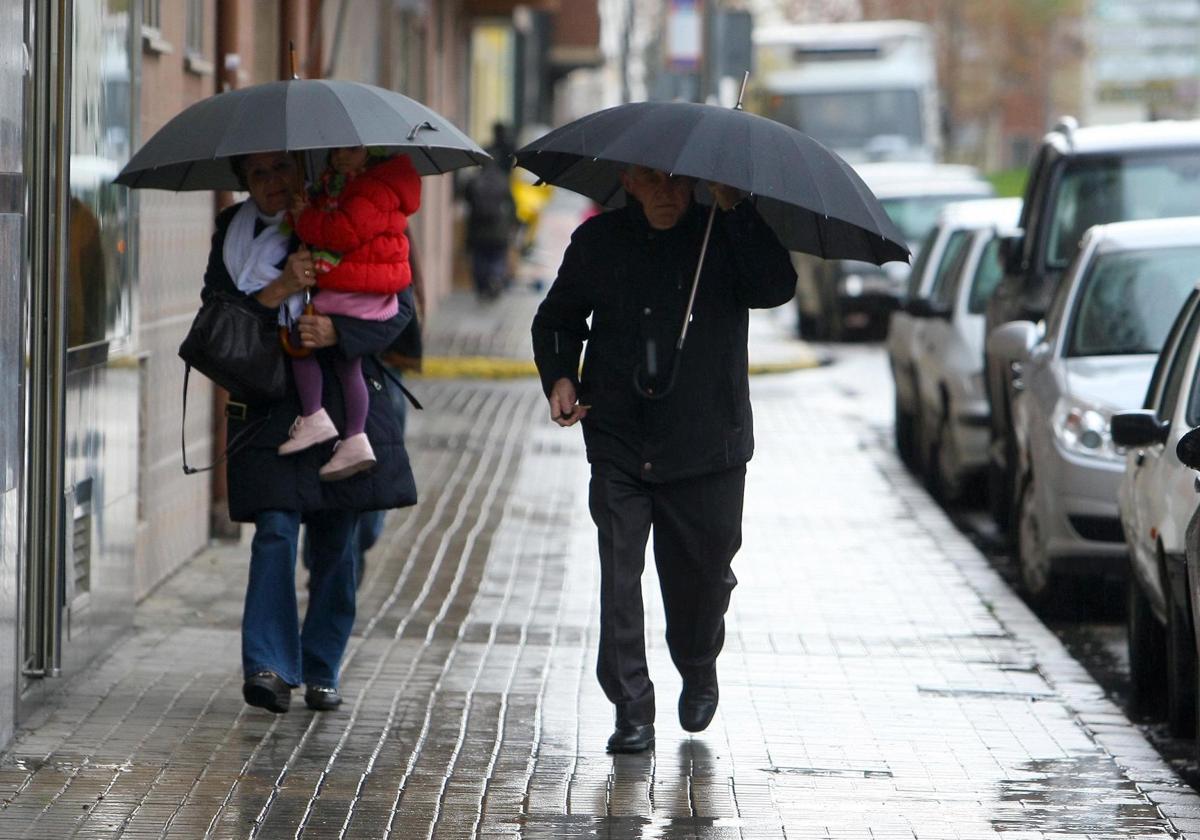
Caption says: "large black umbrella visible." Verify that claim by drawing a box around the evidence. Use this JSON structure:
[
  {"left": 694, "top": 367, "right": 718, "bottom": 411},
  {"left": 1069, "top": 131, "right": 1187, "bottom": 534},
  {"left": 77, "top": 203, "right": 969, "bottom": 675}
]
[
  {"left": 514, "top": 99, "right": 909, "bottom": 266},
  {"left": 116, "top": 78, "right": 488, "bottom": 190}
]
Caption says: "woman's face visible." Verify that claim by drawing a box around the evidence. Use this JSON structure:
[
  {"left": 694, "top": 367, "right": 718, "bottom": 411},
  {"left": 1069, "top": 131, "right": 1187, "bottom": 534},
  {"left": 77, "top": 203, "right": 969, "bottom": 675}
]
[{"left": 243, "top": 152, "right": 302, "bottom": 215}]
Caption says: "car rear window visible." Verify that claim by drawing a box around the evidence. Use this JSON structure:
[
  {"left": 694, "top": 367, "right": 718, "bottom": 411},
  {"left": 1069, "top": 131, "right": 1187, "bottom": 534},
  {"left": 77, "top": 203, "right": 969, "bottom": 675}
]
[
  {"left": 1047, "top": 149, "right": 1200, "bottom": 269},
  {"left": 881, "top": 194, "right": 992, "bottom": 244},
  {"left": 1067, "top": 244, "right": 1200, "bottom": 357}
]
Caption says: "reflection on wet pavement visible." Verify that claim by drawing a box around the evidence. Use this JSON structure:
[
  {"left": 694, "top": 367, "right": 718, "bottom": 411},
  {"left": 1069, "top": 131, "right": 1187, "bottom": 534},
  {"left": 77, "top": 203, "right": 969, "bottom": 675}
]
[{"left": 994, "top": 757, "right": 1164, "bottom": 834}]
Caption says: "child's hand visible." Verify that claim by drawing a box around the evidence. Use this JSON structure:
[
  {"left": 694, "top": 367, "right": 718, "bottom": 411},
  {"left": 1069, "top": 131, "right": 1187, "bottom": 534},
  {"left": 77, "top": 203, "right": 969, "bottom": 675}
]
[{"left": 290, "top": 193, "right": 309, "bottom": 216}]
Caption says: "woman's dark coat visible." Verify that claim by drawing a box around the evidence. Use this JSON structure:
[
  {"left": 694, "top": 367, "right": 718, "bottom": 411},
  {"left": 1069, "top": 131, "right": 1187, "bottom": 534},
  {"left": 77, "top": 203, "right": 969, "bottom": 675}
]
[
  {"left": 531, "top": 198, "right": 797, "bottom": 484},
  {"left": 202, "top": 201, "right": 417, "bottom": 522}
]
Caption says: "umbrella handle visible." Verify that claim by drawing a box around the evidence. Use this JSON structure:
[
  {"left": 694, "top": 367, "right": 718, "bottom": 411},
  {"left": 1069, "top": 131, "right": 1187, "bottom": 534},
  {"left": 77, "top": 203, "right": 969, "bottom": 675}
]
[
  {"left": 676, "top": 200, "right": 719, "bottom": 350},
  {"left": 280, "top": 292, "right": 315, "bottom": 358}
]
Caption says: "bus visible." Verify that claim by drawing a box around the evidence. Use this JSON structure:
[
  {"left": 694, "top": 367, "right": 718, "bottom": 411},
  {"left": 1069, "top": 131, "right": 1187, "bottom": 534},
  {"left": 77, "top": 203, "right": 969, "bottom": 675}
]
[{"left": 752, "top": 20, "right": 941, "bottom": 164}]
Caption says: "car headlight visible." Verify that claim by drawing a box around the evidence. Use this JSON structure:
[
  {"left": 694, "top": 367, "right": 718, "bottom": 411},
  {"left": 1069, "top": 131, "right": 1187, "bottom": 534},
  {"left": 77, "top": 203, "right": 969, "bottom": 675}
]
[
  {"left": 1051, "top": 397, "right": 1121, "bottom": 462},
  {"left": 843, "top": 274, "right": 864, "bottom": 297}
]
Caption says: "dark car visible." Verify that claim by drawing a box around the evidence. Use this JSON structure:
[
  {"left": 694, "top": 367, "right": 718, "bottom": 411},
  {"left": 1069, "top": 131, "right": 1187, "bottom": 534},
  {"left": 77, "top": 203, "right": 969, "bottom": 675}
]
[{"left": 984, "top": 116, "right": 1200, "bottom": 531}]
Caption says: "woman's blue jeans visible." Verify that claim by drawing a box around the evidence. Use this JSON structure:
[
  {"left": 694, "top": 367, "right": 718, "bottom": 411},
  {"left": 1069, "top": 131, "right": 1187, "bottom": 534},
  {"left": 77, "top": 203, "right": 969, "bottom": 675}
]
[{"left": 243, "top": 509, "right": 359, "bottom": 689}]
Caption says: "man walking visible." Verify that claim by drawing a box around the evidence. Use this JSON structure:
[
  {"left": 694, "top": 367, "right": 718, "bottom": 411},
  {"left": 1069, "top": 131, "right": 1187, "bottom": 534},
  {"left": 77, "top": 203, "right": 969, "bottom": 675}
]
[{"left": 531, "top": 165, "right": 796, "bottom": 752}]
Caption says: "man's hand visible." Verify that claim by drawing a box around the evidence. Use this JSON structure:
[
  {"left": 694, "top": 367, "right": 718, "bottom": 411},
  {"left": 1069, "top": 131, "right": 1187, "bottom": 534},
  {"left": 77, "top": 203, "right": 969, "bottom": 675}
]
[
  {"left": 709, "top": 182, "right": 746, "bottom": 211},
  {"left": 549, "top": 378, "right": 589, "bottom": 427},
  {"left": 297, "top": 312, "right": 338, "bottom": 349}
]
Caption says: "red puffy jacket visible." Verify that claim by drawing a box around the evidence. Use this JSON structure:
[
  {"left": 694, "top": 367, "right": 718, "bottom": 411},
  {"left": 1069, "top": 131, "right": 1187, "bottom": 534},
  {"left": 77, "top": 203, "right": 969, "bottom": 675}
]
[{"left": 295, "top": 154, "right": 422, "bottom": 294}]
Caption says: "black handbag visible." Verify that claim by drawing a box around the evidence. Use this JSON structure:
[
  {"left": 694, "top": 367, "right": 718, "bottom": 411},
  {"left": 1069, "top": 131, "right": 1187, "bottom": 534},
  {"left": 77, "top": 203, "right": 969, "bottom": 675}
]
[{"left": 178, "top": 291, "right": 288, "bottom": 405}]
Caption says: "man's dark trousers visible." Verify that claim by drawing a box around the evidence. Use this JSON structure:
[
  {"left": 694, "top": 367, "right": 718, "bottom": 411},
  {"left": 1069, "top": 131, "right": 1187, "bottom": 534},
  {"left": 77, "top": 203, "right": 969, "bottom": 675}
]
[{"left": 588, "top": 462, "right": 746, "bottom": 726}]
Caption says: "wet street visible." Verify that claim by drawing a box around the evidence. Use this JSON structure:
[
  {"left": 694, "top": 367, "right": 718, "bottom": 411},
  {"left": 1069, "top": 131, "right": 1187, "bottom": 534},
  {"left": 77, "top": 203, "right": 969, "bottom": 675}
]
[{"left": 0, "top": 283, "right": 1198, "bottom": 837}]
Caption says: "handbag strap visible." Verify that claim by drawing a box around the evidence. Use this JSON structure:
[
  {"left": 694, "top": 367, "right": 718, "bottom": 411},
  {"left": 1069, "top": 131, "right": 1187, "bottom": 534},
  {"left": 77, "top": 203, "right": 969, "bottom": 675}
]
[
  {"left": 180, "top": 365, "right": 270, "bottom": 475},
  {"left": 377, "top": 361, "right": 423, "bottom": 410}
]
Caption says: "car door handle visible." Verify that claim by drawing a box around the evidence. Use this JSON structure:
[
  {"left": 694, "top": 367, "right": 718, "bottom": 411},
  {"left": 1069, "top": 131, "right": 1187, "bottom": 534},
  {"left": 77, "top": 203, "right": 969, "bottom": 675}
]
[{"left": 1136, "top": 452, "right": 1145, "bottom": 466}]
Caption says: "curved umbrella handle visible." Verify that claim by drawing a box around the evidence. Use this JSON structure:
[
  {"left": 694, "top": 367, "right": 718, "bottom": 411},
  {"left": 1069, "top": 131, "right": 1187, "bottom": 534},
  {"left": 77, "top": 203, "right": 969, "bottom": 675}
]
[{"left": 280, "top": 291, "right": 315, "bottom": 358}]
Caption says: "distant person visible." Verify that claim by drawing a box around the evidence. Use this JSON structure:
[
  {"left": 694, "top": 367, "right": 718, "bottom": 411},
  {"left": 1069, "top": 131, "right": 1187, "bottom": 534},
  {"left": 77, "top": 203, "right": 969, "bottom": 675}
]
[
  {"left": 464, "top": 160, "right": 517, "bottom": 300},
  {"left": 484, "top": 121, "right": 515, "bottom": 166}
]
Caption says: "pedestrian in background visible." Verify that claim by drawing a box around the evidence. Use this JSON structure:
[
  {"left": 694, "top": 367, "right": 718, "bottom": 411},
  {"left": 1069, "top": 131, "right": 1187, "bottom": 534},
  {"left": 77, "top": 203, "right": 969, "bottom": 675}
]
[
  {"left": 531, "top": 165, "right": 796, "bottom": 753},
  {"left": 463, "top": 158, "right": 517, "bottom": 300},
  {"left": 205, "top": 150, "right": 417, "bottom": 715}
]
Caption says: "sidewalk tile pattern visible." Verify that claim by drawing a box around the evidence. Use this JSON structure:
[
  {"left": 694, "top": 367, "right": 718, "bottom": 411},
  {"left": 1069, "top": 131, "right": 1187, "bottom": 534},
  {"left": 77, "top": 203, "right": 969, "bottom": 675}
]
[{"left": 0, "top": 291, "right": 1195, "bottom": 838}]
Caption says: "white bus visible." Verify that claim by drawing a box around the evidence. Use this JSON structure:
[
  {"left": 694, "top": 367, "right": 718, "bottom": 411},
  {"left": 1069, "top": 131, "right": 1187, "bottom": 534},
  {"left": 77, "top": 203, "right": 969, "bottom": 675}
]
[{"left": 752, "top": 20, "right": 941, "bottom": 163}]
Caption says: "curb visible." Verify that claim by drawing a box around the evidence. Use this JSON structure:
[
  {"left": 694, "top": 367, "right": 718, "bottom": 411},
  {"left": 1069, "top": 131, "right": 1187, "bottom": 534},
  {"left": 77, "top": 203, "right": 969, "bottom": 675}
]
[{"left": 414, "top": 354, "right": 826, "bottom": 380}]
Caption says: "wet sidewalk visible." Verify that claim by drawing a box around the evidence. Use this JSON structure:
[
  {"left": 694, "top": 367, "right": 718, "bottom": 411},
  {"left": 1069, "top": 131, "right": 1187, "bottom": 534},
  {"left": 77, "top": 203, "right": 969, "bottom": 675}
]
[{"left": 1, "top": 204, "right": 1199, "bottom": 837}]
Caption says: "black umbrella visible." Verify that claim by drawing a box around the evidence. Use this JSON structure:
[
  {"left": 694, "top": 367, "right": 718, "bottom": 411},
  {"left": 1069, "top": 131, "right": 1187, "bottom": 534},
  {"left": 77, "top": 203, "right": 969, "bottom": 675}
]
[
  {"left": 514, "top": 98, "right": 908, "bottom": 266},
  {"left": 116, "top": 78, "right": 489, "bottom": 190}
]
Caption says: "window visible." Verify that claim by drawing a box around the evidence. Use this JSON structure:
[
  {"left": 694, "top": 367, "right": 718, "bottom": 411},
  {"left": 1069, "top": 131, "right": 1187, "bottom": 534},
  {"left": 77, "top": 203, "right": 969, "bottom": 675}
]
[
  {"left": 1066, "top": 245, "right": 1200, "bottom": 358},
  {"left": 141, "top": 0, "right": 171, "bottom": 54},
  {"left": 967, "top": 235, "right": 1005, "bottom": 314},
  {"left": 927, "top": 229, "right": 971, "bottom": 302},
  {"left": 186, "top": 0, "right": 203, "bottom": 55}
]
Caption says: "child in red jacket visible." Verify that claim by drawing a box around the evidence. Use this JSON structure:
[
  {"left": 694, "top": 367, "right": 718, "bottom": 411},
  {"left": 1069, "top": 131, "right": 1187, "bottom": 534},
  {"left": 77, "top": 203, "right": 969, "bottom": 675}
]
[{"left": 279, "top": 146, "right": 421, "bottom": 481}]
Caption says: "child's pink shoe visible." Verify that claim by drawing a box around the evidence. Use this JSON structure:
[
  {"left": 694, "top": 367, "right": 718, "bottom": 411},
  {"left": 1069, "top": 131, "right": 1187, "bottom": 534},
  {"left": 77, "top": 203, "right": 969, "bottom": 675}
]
[
  {"left": 278, "top": 408, "right": 339, "bottom": 455},
  {"left": 319, "top": 433, "right": 376, "bottom": 481}
]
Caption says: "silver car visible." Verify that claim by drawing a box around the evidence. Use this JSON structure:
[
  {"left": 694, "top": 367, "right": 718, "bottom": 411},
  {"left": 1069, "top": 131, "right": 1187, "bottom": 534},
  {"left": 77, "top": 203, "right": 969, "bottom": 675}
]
[
  {"left": 909, "top": 204, "right": 1021, "bottom": 501},
  {"left": 989, "top": 217, "right": 1200, "bottom": 602},
  {"left": 889, "top": 198, "right": 1021, "bottom": 469}
]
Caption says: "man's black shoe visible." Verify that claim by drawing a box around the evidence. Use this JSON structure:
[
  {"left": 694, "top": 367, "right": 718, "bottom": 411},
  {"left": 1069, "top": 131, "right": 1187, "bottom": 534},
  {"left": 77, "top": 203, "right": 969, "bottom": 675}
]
[
  {"left": 304, "top": 685, "right": 343, "bottom": 711},
  {"left": 243, "top": 671, "right": 291, "bottom": 714},
  {"left": 606, "top": 722, "right": 655, "bottom": 753},
  {"left": 679, "top": 674, "right": 719, "bottom": 733}
]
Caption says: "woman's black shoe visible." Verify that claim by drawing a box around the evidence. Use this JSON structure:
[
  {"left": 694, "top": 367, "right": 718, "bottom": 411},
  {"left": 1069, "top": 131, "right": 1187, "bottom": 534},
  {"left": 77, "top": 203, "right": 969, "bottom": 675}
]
[
  {"left": 606, "top": 722, "right": 654, "bottom": 753},
  {"left": 304, "top": 685, "right": 343, "bottom": 711},
  {"left": 243, "top": 671, "right": 291, "bottom": 713}
]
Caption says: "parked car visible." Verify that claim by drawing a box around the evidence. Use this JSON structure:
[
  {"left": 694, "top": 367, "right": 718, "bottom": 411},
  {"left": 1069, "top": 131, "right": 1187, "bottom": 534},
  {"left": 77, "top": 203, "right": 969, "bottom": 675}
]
[
  {"left": 1111, "top": 281, "right": 1200, "bottom": 735},
  {"left": 889, "top": 197, "right": 1020, "bottom": 467},
  {"left": 908, "top": 202, "right": 1021, "bottom": 501},
  {"left": 989, "top": 218, "right": 1200, "bottom": 605},
  {"left": 795, "top": 162, "right": 993, "bottom": 340},
  {"left": 985, "top": 117, "right": 1200, "bottom": 531}
]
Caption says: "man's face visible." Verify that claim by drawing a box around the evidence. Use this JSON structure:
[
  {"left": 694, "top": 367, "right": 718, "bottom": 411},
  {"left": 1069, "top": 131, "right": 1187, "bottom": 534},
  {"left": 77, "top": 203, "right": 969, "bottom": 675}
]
[
  {"left": 243, "top": 152, "right": 303, "bottom": 215},
  {"left": 620, "top": 166, "right": 694, "bottom": 230}
]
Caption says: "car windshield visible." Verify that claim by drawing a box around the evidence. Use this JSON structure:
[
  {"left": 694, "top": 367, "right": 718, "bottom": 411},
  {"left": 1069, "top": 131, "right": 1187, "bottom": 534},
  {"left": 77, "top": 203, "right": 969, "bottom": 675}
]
[
  {"left": 881, "top": 194, "right": 989, "bottom": 244},
  {"left": 1047, "top": 149, "right": 1200, "bottom": 268},
  {"left": 967, "top": 237, "right": 1004, "bottom": 314},
  {"left": 1067, "top": 245, "right": 1200, "bottom": 357}
]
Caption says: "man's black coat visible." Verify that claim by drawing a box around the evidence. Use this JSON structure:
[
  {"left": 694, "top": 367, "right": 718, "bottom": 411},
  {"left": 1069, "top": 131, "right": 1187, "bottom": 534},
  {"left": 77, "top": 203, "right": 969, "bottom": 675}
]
[
  {"left": 201, "top": 202, "right": 417, "bottom": 521},
  {"left": 532, "top": 198, "right": 797, "bottom": 483}
]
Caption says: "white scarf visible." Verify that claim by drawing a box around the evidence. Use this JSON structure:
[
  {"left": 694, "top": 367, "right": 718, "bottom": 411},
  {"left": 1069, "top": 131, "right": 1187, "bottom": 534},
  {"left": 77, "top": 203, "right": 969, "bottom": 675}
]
[{"left": 222, "top": 199, "right": 302, "bottom": 325}]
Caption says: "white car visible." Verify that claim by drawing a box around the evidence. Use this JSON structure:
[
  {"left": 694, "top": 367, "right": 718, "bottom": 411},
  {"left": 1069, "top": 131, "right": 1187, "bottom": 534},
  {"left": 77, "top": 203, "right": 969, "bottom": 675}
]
[
  {"left": 1112, "top": 282, "right": 1200, "bottom": 737},
  {"left": 795, "top": 163, "right": 993, "bottom": 340},
  {"left": 908, "top": 201, "right": 1022, "bottom": 501},
  {"left": 988, "top": 217, "right": 1200, "bottom": 604},
  {"left": 888, "top": 198, "right": 1020, "bottom": 466}
]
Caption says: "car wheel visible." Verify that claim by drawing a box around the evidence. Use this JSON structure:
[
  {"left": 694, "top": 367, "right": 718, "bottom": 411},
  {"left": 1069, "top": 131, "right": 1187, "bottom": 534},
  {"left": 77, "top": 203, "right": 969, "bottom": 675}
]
[
  {"left": 932, "top": 411, "right": 963, "bottom": 506},
  {"left": 1166, "top": 569, "right": 1197, "bottom": 737},
  {"left": 1016, "top": 474, "right": 1054, "bottom": 605},
  {"left": 894, "top": 390, "right": 915, "bottom": 466},
  {"left": 1128, "top": 570, "right": 1167, "bottom": 718}
]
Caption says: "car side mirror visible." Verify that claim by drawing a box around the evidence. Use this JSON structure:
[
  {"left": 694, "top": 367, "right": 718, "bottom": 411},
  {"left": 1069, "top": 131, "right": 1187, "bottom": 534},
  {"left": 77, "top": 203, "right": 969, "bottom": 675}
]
[
  {"left": 987, "top": 320, "right": 1039, "bottom": 362},
  {"left": 1111, "top": 410, "right": 1169, "bottom": 449},
  {"left": 1000, "top": 233, "right": 1025, "bottom": 276},
  {"left": 1178, "top": 425, "right": 1200, "bottom": 469},
  {"left": 905, "top": 298, "right": 950, "bottom": 319}
]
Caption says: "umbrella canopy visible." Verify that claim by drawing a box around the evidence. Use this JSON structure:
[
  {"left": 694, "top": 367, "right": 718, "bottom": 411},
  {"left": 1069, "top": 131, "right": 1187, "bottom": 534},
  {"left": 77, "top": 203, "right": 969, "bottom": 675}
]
[
  {"left": 514, "top": 100, "right": 909, "bottom": 265},
  {"left": 117, "top": 78, "right": 489, "bottom": 190}
]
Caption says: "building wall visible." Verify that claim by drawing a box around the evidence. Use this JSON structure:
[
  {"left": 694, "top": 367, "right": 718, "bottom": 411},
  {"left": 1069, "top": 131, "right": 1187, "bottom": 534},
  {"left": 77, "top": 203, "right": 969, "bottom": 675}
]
[{"left": 134, "top": 3, "right": 219, "bottom": 599}]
